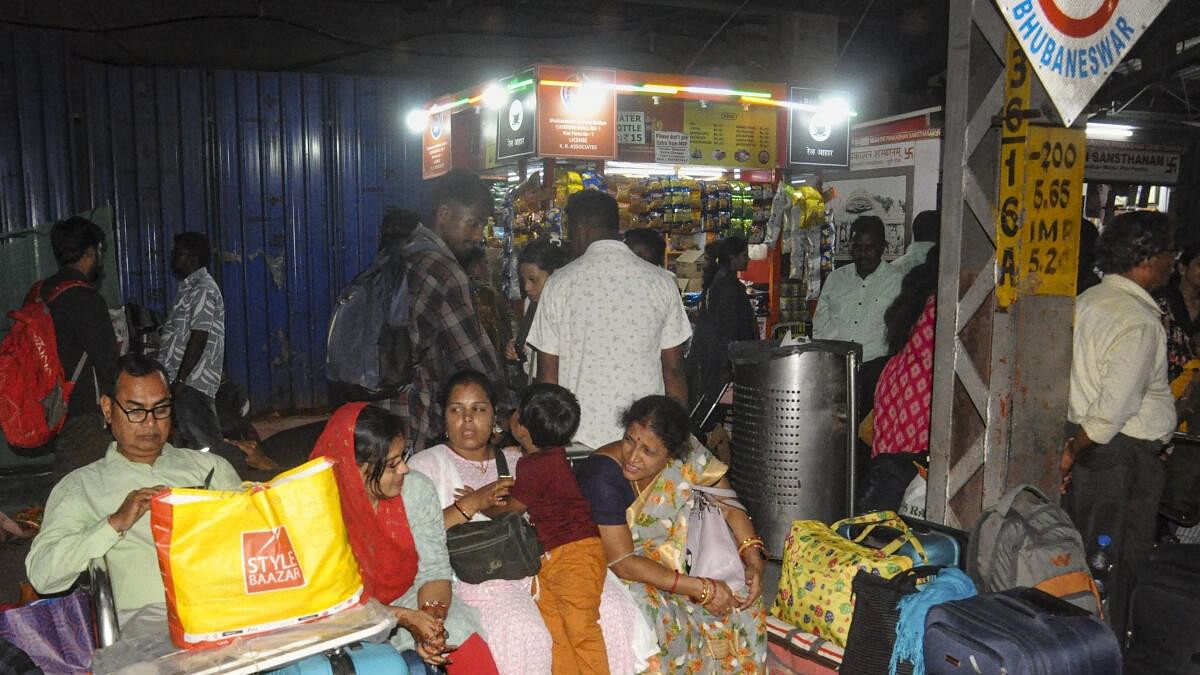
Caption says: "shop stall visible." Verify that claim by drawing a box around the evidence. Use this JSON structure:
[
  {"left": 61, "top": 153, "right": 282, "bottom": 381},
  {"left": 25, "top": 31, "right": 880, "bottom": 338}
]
[
  {"left": 821, "top": 107, "right": 943, "bottom": 263},
  {"left": 1082, "top": 123, "right": 1182, "bottom": 222},
  {"left": 407, "top": 65, "right": 853, "bottom": 336}
]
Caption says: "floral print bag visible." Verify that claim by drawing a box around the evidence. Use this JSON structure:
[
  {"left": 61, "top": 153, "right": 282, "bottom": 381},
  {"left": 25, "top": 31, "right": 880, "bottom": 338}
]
[{"left": 770, "top": 511, "right": 923, "bottom": 647}]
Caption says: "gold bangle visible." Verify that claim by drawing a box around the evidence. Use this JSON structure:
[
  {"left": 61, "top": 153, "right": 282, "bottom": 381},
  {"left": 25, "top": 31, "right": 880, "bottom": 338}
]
[
  {"left": 452, "top": 501, "right": 471, "bottom": 520},
  {"left": 701, "top": 578, "right": 717, "bottom": 606},
  {"left": 737, "top": 537, "right": 765, "bottom": 555}
]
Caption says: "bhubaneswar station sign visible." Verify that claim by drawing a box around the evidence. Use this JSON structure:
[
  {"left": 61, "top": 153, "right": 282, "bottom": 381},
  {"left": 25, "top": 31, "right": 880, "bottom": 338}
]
[{"left": 997, "top": 0, "right": 1170, "bottom": 126}]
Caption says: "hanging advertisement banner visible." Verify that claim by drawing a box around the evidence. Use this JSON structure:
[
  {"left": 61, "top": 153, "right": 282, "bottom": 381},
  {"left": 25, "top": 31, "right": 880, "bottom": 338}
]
[
  {"left": 422, "top": 97, "right": 452, "bottom": 180},
  {"left": 788, "top": 87, "right": 850, "bottom": 167},
  {"left": 996, "top": 0, "right": 1169, "bottom": 127},
  {"left": 653, "top": 131, "right": 690, "bottom": 164},
  {"left": 617, "top": 112, "right": 646, "bottom": 144},
  {"left": 497, "top": 71, "right": 537, "bottom": 161},
  {"left": 684, "top": 101, "right": 776, "bottom": 168},
  {"left": 1085, "top": 141, "right": 1181, "bottom": 185},
  {"left": 616, "top": 96, "right": 685, "bottom": 163},
  {"left": 537, "top": 66, "right": 617, "bottom": 159}
]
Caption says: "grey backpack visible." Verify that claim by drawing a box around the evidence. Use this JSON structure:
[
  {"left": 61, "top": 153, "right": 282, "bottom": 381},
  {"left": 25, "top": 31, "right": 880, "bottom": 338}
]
[{"left": 967, "top": 484, "right": 1101, "bottom": 615}]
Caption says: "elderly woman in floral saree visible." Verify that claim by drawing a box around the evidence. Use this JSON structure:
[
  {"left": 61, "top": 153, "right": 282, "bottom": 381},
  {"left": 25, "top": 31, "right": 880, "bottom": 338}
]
[{"left": 575, "top": 395, "right": 768, "bottom": 673}]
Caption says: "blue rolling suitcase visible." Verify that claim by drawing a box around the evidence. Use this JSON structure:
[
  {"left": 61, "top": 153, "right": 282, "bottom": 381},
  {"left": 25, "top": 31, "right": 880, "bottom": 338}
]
[
  {"left": 923, "top": 588, "right": 1121, "bottom": 675},
  {"left": 270, "top": 641, "right": 441, "bottom": 674},
  {"left": 837, "top": 513, "right": 966, "bottom": 568}
]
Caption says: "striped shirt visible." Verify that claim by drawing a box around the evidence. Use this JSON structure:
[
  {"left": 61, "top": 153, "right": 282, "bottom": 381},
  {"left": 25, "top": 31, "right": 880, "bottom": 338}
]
[{"left": 159, "top": 268, "right": 225, "bottom": 398}]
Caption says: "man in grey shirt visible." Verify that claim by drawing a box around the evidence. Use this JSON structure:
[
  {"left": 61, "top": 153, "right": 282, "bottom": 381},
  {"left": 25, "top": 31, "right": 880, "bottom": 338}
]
[{"left": 158, "top": 232, "right": 262, "bottom": 471}]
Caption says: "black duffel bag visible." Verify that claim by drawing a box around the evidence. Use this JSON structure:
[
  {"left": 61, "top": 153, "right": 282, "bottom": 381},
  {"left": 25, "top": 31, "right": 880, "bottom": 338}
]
[{"left": 446, "top": 448, "right": 543, "bottom": 583}]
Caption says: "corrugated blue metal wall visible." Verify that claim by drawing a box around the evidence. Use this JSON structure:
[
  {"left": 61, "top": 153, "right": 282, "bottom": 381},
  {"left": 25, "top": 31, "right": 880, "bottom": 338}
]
[{"left": 1, "top": 28, "right": 429, "bottom": 412}]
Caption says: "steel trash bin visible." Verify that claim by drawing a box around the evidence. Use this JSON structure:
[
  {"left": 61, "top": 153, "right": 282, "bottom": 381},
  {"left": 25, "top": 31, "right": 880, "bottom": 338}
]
[{"left": 727, "top": 339, "right": 860, "bottom": 559}]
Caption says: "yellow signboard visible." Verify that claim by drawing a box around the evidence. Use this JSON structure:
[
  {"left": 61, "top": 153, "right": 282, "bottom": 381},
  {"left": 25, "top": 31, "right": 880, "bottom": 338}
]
[
  {"left": 997, "top": 33, "right": 1033, "bottom": 309},
  {"left": 997, "top": 34, "right": 1083, "bottom": 307},
  {"left": 1021, "top": 126, "right": 1083, "bottom": 298},
  {"left": 683, "top": 102, "right": 777, "bottom": 168}
]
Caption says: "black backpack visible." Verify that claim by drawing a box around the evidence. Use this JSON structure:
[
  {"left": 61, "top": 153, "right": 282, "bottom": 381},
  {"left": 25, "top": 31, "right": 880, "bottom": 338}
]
[{"left": 326, "top": 248, "right": 423, "bottom": 401}]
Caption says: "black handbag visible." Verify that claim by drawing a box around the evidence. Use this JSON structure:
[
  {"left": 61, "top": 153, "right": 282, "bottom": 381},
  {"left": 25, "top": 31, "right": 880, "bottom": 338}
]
[
  {"left": 445, "top": 448, "right": 543, "bottom": 584},
  {"left": 840, "top": 566, "right": 941, "bottom": 675}
]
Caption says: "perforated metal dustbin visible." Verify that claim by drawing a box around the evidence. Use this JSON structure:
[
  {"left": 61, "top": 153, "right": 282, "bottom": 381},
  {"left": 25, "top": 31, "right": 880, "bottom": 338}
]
[{"left": 728, "top": 339, "right": 860, "bottom": 559}]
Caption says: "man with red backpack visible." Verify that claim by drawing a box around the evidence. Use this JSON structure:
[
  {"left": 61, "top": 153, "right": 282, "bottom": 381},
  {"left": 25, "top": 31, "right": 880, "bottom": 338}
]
[{"left": 31, "top": 217, "right": 119, "bottom": 477}]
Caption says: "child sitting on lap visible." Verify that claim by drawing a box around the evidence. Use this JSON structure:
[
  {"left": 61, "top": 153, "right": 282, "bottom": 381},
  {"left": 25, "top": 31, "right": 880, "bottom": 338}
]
[{"left": 506, "top": 383, "right": 610, "bottom": 675}]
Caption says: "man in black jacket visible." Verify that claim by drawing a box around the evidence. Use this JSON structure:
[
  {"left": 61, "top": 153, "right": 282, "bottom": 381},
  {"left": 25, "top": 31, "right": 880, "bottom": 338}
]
[{"left": 39, "top": 217, "right": 120, "bottom": 478}]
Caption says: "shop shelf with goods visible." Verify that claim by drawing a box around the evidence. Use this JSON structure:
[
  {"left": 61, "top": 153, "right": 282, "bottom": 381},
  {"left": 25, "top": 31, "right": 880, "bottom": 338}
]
[{"left": 408, "top": 64, "right": 804, "bottom": 304}]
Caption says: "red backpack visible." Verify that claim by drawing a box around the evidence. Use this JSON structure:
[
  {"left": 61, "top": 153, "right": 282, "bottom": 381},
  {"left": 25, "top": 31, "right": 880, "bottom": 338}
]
[{"left": 0, "top": 280, "right": 91, "bottom": 448}]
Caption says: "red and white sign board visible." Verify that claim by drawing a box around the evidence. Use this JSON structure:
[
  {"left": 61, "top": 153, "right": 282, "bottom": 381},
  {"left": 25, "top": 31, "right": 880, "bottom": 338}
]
[{"left": 997, "top": 0, "right": 1169, "bottom": 126}]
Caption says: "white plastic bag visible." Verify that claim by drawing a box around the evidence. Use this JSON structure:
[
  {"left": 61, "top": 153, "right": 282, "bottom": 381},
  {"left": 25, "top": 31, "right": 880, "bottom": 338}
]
[{"left": 898, "top": 473, "right": 927, "bottom": 520}]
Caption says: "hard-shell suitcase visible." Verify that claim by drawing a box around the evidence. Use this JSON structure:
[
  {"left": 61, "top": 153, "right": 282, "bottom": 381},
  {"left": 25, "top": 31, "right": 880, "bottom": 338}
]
[
  {"left": 837, "top": 515, "right": 966, "bottom": 568},
  {"left": 269, "top": 641, "right": 439, "bottom": 674},
  {"left": 923, "top": 587, "right": 1121, "bottom": 675},
  {"left": 1125, "top": 544, "right": 1200, "bottom": 675}
]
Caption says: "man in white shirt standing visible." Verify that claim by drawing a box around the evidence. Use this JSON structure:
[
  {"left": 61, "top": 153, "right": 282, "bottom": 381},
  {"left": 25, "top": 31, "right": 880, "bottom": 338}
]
[
  {"left": 1064, "top": 210, "right": 1175, "bottom": 642},
  {"left": 890, "top": 210, "right": 939, "bottom": 278},
  {"left": 813, "top": 215, "right": 901, "bottom": 413},
  {"left": 526, "top": 190, "right": 692, "bottom": 450}
]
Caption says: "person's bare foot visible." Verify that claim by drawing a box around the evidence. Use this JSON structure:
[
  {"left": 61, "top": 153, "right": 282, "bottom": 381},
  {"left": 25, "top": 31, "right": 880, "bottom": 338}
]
[{"left": 229, "top": 439, "right": 281, "bottom": 471}]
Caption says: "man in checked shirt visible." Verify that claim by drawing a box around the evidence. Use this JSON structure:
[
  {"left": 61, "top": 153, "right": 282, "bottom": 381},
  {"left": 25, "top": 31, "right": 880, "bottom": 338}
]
[{"left": 388, "top": 169, "right": 506, "bottom": 452}]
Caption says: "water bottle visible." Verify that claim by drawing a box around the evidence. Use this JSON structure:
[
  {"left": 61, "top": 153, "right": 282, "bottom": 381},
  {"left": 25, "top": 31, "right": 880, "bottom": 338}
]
[{"left": 1088, "top": 534, "right": 1113, "bottom": 602}]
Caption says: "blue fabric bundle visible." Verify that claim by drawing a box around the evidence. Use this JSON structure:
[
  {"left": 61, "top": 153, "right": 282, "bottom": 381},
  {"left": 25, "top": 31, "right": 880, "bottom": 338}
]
[{"left": 890, "top": 567, "right": 977, "bottom": 675}]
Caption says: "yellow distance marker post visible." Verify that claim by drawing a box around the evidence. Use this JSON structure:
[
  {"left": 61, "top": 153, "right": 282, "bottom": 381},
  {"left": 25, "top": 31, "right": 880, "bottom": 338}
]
[
  {"left": 997, "top": 32, "right": 1033, "bottom": 310},
  {"left": 1021, "top": 126, "right": 1084, "bottom": 298}
]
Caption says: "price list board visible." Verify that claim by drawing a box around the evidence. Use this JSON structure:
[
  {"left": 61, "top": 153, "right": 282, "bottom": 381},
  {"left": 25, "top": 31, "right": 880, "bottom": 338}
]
[
  {"left": 997, "top": 34, "right": 1082, "bottom": 308},
  {"left": 683, "top": 102, "right": 776, "bottom": 168}
]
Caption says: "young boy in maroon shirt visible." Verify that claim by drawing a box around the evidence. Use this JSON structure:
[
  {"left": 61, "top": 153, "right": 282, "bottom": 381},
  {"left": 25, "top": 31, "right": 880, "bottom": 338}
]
[{"left": 506, "top": 383, "right": 609, "bottom": 675}]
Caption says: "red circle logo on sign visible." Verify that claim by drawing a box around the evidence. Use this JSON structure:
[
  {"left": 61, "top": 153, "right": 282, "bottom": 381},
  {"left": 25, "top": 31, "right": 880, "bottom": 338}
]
[{"left": 1036, "top": 0, "right": 1120, "bottom": 38}]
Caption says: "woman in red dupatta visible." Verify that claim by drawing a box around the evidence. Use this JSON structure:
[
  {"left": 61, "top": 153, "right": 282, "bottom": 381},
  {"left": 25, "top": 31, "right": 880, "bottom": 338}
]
[{"left": 311, "top": 402, "right": 498, "bottom": 673}]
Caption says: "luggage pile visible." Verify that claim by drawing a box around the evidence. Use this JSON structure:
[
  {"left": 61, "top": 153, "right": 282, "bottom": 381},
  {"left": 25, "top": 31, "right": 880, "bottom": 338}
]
[{"left": 762, "top": 483, "right": 1192, "bottom": 675}]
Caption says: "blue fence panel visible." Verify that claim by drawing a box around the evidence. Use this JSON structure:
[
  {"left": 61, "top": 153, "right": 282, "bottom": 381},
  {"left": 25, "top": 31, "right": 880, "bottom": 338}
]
[
  {"left": 300, "top": 73, "right": 333, "bottom": 410},
  {"left": 0, "top": 28, "right": 428, "bottom": 412}
]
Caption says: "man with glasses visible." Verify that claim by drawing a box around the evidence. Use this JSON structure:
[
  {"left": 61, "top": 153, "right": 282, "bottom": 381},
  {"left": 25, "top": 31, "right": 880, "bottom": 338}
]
[
  {"left": 1064, "top": 210, "right": 1177, "bottom": 643},
  {"left": 26, "top": 353, "right": 240, "bottom": 615},
  {"left": 35, "top": 216, "right": 121, "bottom": 478}
]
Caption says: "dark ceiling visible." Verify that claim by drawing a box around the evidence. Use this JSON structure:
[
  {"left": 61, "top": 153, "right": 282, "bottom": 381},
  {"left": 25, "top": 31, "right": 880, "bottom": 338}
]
[
  {"left": 1, "top": 0, "right": 950, "bottom": 121},
  {"left": 0, "top": 1, "right": 1196, "bottom": 126}
]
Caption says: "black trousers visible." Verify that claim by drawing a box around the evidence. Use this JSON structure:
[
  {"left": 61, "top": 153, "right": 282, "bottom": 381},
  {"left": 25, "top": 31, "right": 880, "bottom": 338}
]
[
  {"left": 172, "top": 384, "right": 245, "bottom": 470},
  {"left": 855, "top": 356, "right": 892, "bottom": 499},
  {"left": 1063, "top": 433, "right": 1166, "bottom": 644},
  {"left": 859, "top": 451, "right": 927, "bottom": 514}
]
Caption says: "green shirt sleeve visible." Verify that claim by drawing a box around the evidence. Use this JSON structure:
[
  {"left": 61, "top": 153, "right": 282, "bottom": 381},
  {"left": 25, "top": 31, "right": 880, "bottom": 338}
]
[
  {"left": 207, "top": 454, "right": 244, "bottom": 491},
  {"left": 403, "top": 471, "right": 453, "bottom": 588},
  {"left": 25, "top": 477, "right": 121, "bottom": 595}
]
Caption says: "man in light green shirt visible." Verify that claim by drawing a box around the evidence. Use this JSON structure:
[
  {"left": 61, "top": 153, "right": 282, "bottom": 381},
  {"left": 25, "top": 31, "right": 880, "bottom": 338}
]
[{"left": 27, "top": 353, "right": 241, "bottom": 613}]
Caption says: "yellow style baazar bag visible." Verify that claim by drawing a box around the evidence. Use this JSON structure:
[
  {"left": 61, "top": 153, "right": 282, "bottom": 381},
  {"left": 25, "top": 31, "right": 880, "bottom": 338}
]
[
  {"left": 150, "top": 457, "right": 363, "bottom": 648},
  {"left": 770, "top": 511, "right": 922, "bottom": 647}
]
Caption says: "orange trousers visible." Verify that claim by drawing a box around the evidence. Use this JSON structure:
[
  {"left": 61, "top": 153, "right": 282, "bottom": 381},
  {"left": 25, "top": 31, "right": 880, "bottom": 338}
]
[{"left": 535, "top": 536, "right": 610, "bottom": 675}]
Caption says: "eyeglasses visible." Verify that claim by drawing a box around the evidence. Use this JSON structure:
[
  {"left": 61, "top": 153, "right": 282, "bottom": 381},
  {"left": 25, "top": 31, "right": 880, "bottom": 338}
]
[{"left": 113, "top": 400, "right": 173, "bottom": 423}]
